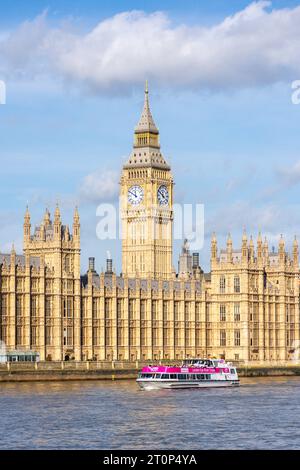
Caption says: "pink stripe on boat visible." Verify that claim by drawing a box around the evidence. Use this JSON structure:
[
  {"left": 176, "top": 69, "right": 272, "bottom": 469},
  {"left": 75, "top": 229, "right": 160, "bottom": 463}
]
[{"left": 141, "top": 366, "right": 230, "bottom": 374}]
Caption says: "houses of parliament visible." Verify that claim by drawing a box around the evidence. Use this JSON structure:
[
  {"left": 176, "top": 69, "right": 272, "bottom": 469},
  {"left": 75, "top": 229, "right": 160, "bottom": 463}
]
[{"left": 0, "top": 85, "right": 299, "bottom": 364}]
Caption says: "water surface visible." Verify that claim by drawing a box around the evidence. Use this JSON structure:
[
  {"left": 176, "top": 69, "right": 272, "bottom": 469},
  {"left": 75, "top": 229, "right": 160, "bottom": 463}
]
[{"left": 0, "top": 377, "right": 299, "bottom": 449}]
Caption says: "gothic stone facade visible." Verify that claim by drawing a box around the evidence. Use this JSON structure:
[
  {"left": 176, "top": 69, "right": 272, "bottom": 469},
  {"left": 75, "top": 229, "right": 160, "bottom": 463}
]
[{"left": 0, "top": 86, "right": 299, "bottom": 363}]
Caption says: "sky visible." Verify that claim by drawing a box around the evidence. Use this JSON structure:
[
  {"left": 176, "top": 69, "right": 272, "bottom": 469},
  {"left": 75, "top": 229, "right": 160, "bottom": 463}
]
[{"left": 1, "top": 0, "right": 300, "bottom": 273}]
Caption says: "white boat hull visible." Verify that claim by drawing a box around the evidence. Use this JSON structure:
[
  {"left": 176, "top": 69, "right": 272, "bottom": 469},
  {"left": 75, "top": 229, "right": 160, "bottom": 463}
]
[{"left": 137, "top": 379, "right": 240, "bottom": 390}]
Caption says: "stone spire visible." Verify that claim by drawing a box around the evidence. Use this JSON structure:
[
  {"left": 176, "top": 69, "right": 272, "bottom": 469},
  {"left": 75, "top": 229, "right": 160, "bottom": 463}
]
[
  {"left": 43, "top": 208, "right": 51, "bottom": 226},
  {"left": 226, "top": 233, "right": 232, "bottom": 263},
  {"left": 24, "top": 205, "right": 30, "bottom": 224},
  {"left": 54, "top": 204, "right": 61, "bottom": 223},
  {"left": 249, "top": 235, "right": 254, "bottom": 262},
  {"left": 73, "top": 206, "right": 80, "bottom": 242},
  {"left": 293, "top": 236, "right": 298, "bottom": 267},
  {"left": 64, "top": 224, "right": 70, "bottom": 241},
  {"left": 279, "top": 234, "right": 285, "bottom": 263},
  {"left": 124, "top": 83, "right": 169, "bottom": 169},
  {"left": 54, "top": 204, "right": 61, "bottom": 240},
  {"left": 135, "top": 80, "right": 158, "bottom": 135},
  {"left": 257, "top": 231, "right": 263, "bottom": 259},
  {"left": 73, "top": 206, "right": 80, "bottom": 224},
  {"left": 242, "top": 228, "right": 248, "bottom": 260},
  {"left": 24, "top": 205, "right": 31, "bottom": 242},
  {"left": 211, "top": 232, "right": 217, "bottom": 260},
  {"left": 263, "top": 236, "right": 269, "bottom": 263}
]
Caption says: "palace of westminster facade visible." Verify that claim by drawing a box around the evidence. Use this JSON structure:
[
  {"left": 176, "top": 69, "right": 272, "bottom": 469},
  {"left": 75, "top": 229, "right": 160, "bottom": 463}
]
[{"left": 0, "top": 85, "right": 299, "bottom": 364}]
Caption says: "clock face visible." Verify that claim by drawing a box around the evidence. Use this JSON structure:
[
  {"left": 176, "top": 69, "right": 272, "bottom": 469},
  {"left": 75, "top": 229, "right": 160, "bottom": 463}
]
[
  {"left": 128, "top": 185, "right": 144, "bottom": 205},
  {"left": 157, "top": 185, "right": 169, "bottom": 206}
]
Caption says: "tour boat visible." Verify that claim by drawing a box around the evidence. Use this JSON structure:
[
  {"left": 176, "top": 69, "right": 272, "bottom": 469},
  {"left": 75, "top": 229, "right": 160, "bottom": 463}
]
[{"left": 136, "top": 358, "right": 239, "bottom": 390}]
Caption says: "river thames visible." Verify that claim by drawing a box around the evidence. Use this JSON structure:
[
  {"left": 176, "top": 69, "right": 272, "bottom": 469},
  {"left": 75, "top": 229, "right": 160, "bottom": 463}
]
[{"left": 0, "top": 377, "right": 299, "bottom": 449}]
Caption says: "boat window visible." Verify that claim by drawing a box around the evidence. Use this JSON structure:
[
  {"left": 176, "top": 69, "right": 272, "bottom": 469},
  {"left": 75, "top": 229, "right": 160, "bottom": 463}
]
[
  {"left": 154, "top": 374, "right": 161, "bottom": 379},
  {"left": 230, "top": 369, "right": 236, "bottom": 374},
  {"left": 161, "top": 374, "right": 169, "bottom": 379},
  {"left": 178, "top": 374, "right": 187, "bottom": 380},
  {"left": 141, "top": 373, "right": 153, "bottom": 378},
  {"left": 170, "top": 374, "right": 177, "bottom": 379},
  {"left": 206, "top": 374, "right": 211, "bottom": 380}
]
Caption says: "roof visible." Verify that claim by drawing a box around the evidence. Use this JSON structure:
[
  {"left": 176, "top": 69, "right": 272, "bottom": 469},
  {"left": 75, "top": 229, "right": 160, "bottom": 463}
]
[
  {"left": 124, "top": 84, "right": 170, "bottom": 170},
  {"left": 134, "top": 81, "right": 158, "bottom": 134},
  {"left": 125, "top": 147, "right": 170, "bottom": 170},
  {"left": 0, "top": 253, "right": 40, "bottom": 268}
]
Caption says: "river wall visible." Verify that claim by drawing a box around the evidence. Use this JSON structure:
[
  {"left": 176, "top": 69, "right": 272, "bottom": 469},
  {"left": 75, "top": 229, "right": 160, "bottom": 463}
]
[{"left": 1, "top": 361, "right": 300, "bottom": 382}]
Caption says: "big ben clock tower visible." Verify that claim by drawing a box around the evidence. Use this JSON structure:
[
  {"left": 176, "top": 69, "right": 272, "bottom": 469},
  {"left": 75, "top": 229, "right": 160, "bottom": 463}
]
[{"left": 120, "top": 82, "right": 174, "bottom": 279}]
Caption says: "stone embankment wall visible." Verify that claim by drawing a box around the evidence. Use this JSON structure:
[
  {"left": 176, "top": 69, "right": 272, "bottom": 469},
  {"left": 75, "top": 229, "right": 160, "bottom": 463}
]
[{"left": 1, "top": 361, "right": 300, "bottom": 382}]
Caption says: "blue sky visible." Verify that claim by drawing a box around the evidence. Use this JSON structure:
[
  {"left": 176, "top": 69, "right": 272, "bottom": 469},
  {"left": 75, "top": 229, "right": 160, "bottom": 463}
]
[{"left": 1, "top": 0, "right": 300, "bottom": 272}]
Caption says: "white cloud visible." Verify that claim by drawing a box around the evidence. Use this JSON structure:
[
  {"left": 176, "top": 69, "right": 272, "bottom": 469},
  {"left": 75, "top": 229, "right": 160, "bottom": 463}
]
[
  {"left": 276, "top": 160, "right": 300, "bottom": 187},
  {"left": 1, "top": 2, "right": 300, "bottom": 93},
  {"left": 206, "top": 200, "right": 300, "bottom": 238},
  {"left": 79, "top": 169, "right": 119, "bottom": 203}
]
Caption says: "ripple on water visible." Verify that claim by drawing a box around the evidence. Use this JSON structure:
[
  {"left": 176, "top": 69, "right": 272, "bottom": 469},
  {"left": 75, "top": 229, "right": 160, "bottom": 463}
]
[{"left": 0, "top": 377, "right": 300, "bottom": 449}]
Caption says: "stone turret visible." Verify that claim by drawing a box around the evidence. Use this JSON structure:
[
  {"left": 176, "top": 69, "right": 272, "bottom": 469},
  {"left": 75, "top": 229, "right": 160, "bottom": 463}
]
[
  {"left": 23, "top": 206, "right": 31, "bottom": 243},
  {"left": 279, "top": 234, "right": 285, "bottom": 264},
  {"left": 263, "top": 237, "right": 269, "bottom": 264},
  {"left": 249, "top": 236, "right": 254, "bottom": 262},
  {"left": 257, "top": 231, "right": 263, "bottom": 261},
  {"left": 241, "top": 229, "right": 248, "bottom": 261},
  {"left": 293, "top": 236, "right": 299, "bottom": 268},
  {"left": 53, "top": 204, "right": 61, "bottom": 241},
  {"left": 73, "top": 206, "right": 80, "bottom": 246},
  {"left": 211, "top": 232, "right": 217, "bottom": 261},
  {"left": 226, "top": 233, "right": 232, "bottom": 263}
]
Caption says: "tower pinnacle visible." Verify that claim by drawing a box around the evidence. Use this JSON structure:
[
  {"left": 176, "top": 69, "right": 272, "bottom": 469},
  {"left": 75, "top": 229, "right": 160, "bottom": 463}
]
[
  {"left": 124, "top": 83, "right": 169, "bottom": 169},
  {"left": 134, "top": 81, "right": 158, "bottom": 135}
]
